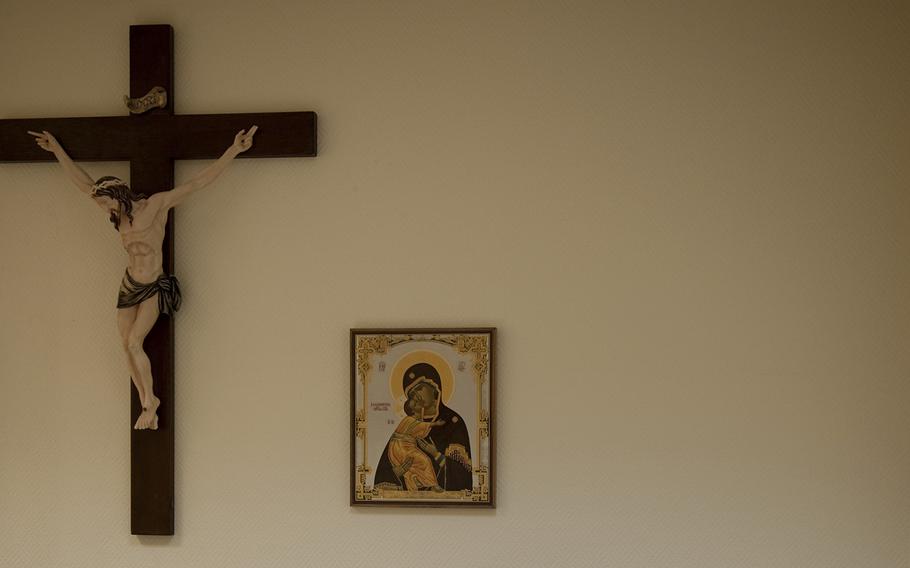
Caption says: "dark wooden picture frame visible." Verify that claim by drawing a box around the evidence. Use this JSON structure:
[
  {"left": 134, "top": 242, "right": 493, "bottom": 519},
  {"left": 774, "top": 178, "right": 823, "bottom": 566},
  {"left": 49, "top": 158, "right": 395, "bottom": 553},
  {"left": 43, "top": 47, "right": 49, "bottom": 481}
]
[{"left": 351, "top": 328, "right": 496, "bottom": 508}]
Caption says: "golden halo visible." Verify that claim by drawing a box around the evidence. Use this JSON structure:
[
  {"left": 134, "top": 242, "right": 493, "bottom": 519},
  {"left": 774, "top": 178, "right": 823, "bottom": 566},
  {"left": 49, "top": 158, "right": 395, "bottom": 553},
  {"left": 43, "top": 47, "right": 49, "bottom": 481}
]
[{"left": 389, "top": 350, "right": 455, "bottom": 407}]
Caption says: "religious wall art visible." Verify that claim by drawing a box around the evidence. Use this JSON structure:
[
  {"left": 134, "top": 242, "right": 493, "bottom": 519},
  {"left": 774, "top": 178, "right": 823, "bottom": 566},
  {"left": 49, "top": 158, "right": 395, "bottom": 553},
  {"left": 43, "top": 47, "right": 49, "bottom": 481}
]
[
  {"left": 351, "top": 328, "right": 495, "bottom": 507},
  {"left": 2, "top": 23, "right": 318, "bottom": 535}
]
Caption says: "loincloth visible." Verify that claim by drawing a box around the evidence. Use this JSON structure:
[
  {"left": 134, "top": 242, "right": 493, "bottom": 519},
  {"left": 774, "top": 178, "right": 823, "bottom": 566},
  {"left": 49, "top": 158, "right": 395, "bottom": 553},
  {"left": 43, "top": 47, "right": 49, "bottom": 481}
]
[{"left": 117, "top": 270, "right": 182, "bottom": 315}]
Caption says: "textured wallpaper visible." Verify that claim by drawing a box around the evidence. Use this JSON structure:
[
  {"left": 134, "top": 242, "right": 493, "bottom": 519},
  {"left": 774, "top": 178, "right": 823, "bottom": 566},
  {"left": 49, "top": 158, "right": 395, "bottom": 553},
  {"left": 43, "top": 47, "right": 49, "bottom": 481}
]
[{"left": 1, "top": 2, "right": 909, "bottom": 567}]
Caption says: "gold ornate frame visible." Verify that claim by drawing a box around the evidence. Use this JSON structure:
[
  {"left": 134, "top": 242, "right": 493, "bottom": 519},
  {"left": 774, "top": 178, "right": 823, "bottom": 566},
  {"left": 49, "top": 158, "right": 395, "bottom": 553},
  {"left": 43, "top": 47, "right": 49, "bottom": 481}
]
[{"left": 350, "top": 328, "right": 496, "bottom": 508}]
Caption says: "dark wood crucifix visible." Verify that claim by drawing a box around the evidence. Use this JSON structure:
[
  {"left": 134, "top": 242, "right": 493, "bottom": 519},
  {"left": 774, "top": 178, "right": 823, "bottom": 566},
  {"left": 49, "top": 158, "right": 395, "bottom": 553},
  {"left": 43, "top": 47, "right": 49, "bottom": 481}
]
[{"left": 0, "top": 24, "right": 316, "bottom": 535}]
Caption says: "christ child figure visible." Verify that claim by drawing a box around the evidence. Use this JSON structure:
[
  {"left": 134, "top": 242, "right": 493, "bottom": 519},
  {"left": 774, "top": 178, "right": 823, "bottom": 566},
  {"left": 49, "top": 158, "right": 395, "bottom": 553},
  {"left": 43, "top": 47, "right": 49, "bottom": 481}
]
[{"left": 387, "top": 381, "right": 447, "bottom": 492}]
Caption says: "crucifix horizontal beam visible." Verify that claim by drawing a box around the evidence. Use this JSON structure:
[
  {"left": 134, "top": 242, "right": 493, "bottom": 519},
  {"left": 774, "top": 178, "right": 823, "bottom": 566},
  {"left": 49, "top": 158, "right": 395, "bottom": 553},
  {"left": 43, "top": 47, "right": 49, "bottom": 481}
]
[
  {"left": 0, "top": 112, "right": 316, "bottom": 162},
  {"left": 0, "top": 24, "right": 317, "bottom": 535}
]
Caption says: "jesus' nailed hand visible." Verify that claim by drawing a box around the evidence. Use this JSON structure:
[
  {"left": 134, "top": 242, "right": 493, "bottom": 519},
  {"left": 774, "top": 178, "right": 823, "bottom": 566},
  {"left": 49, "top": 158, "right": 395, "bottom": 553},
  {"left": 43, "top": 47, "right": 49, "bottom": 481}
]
[{"left": 28, "top": 126, "right": 257, "bottom": 430}]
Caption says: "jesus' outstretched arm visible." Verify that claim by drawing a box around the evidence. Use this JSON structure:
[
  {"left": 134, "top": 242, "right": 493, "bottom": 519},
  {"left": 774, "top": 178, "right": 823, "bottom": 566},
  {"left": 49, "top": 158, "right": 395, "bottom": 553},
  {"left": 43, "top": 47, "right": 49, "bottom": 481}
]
[
  {"left": 28, "top": 130, "right": 94, "bottom": 194},
  {"left": 160, "top": 126, "right": 257, "bottom": 209}
]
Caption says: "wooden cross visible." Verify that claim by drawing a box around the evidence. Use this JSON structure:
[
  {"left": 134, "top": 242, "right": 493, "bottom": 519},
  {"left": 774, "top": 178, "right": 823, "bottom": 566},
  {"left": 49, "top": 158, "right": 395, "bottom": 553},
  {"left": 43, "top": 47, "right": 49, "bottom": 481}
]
[{"left": 0, "top": 24, "right": 317, "bottom": 535}]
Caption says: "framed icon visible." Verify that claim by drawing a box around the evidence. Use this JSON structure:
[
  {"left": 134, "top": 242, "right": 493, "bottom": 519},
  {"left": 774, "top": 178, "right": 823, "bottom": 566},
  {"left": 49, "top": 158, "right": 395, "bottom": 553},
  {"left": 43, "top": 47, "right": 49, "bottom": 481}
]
[{"left": 351, "top": 328, "right": 495, "bottom": 507}]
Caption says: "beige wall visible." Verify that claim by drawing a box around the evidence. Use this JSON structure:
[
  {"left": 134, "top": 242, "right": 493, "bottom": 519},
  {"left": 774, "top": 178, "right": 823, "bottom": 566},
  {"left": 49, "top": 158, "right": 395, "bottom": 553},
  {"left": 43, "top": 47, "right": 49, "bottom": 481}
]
[{"left": 1, "top": 1, "right": 908, "bottom": 566}]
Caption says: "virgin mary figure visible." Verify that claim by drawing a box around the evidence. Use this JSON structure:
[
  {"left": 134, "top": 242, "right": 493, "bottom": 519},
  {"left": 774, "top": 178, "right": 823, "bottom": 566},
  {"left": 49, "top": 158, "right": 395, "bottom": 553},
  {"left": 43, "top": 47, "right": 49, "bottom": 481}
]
[{"left": 374, "top": 363, "right": 474, "bottom": 492}]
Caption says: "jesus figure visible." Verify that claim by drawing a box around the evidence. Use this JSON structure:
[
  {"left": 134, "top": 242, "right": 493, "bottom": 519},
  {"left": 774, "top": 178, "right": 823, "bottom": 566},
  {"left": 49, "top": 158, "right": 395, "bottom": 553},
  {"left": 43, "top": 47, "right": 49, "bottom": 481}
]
[{"left": 29, "top": 126, "right": 257, "bottom": 430}]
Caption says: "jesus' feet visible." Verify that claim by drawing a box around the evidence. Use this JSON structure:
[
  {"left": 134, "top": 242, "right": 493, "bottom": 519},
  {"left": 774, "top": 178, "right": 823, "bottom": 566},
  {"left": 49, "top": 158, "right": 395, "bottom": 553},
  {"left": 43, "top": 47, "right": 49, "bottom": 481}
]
[{"left": 134, "top": 395, "right": 160, "bottom": 430}]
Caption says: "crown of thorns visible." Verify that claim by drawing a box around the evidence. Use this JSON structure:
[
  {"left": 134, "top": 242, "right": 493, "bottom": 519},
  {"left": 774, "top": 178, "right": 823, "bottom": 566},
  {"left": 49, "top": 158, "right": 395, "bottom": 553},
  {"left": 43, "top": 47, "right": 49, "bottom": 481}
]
[{"left": 91, "top": 177, "right": 128, "bottom": 195}]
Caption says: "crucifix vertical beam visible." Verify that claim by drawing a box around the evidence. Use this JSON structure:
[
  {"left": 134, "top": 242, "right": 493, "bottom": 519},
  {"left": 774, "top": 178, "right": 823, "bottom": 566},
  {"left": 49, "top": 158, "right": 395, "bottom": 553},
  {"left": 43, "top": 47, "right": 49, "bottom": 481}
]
[{"left": 129, "top": 24, "right": 176, "bottom": 536}]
